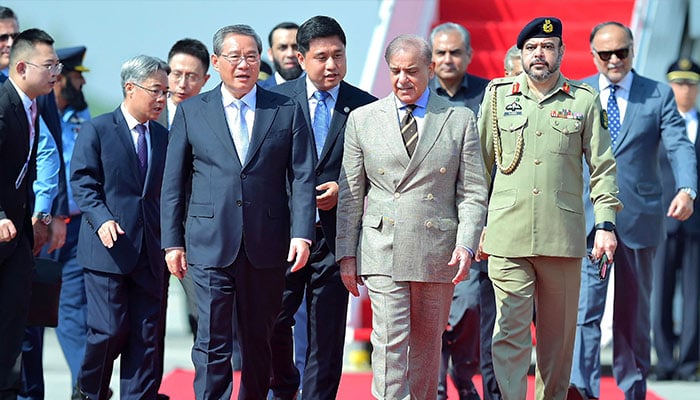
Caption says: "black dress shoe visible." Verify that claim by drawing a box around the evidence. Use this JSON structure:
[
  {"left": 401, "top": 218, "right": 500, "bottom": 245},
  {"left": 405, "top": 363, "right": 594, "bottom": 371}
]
[
  {"left": 567, "top": 385, "right": 589, "bottom": 400},
  {"left": 676, "top": 372, "right": 700, "bottom": 382},
  {"left": 649, "top": 370, "right": 674, "bottom": 381}
]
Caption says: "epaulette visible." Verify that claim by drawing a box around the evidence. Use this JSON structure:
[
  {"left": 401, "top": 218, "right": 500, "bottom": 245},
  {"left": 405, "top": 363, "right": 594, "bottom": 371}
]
[{"left": 487, "top": 76, "right": 517, "bottom": 90}]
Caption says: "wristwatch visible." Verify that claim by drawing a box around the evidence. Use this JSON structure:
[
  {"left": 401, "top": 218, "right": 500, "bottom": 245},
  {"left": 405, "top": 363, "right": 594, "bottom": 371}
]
[
  {"left": 679, "top": 187, "right": 697, "bottom": 201},
  {"left": 594, "top": 221, "right": 615, "bottom": 231},
  {"left": 32, "top": 212, "right": 52, "bottom": 225}
]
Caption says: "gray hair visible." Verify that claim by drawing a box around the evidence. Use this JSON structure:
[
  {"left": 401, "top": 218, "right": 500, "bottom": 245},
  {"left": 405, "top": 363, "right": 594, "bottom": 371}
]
[
  {"left": 213, "top": 24, "right": 262, "bottom": 55},
  {"left": 120, "top": 55, "right": 170, "bottom": 96},
  {"left": 504, "top": 45, "right": 521, "bottom": 73},
  {"left": 384, "top": 34, "right": 432, "bottom": 66},
  {"left": 430, "top": 22, "right": 472, "bottom": 51}
]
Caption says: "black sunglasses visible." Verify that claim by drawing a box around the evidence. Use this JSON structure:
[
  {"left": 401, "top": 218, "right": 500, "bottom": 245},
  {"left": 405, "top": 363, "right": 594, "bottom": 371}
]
[
  {"left": 0, "top": 33, "right": 18, "bottom": 42},
  {"left": 594, "top": 47, "right": 630, "bottom": 62}
]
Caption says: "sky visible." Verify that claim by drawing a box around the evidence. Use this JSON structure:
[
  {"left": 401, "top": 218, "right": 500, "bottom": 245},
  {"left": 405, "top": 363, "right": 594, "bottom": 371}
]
[{"left": 6, "top": 0, "right": 385, "bottom": 115}]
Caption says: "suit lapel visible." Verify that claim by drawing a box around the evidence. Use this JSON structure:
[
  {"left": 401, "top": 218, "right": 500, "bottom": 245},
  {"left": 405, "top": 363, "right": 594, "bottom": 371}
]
[
  {"left": 404, "top": 92, "right": 450, "bottom": 178},
  {"left": 320, "top": 81, "right": 350, "bottom": 165},
  {"left": 377, "top": 95, "right": 411, "bottom": 168},
  {"left": 112, "top": 109, "right": 143, "bottom": 186},
  {"left": 245, "top": 89, "right": 278, "bottom": 168},
  {"left": 615, "top": 75, "right": 643, "bottom": 152},
  {"left": 145, "top": 121, "right": 166, "bottom": 193},
  {"left": 6, "top": 82, "right": 31, "bottom": 155},
  {"left": 202, "top": 86, "right": 239, "bottom": 163}
]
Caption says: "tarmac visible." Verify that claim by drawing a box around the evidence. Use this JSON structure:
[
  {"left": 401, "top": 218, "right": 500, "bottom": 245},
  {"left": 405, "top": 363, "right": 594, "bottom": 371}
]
[{"left": 39, "top": 277, "right": 699, "bottom": 399}]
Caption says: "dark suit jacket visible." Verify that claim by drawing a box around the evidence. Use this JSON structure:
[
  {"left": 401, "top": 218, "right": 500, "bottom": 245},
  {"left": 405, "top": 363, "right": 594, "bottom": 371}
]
[
  {"left": 430, "top": 73, "right": 489, "bottom": 114},
  {"left": 582, "top": 72, "right": 697, "bottom": 248},
  {"left": 70, "top": 107, "right": 168, "bottom": 275},
  {"left": 0, "top": 80, "right": 38, "bottom": 255},
  {"left": 161, "top": 84, "right": 316, "bottom": 268},
  {"left": 660, "top": 113, "right": 700, "bottom": 236},
  {"left": 258, "top": 75, "right": 278, "bottom": 90},
  {"left": 272, "top": 78, "right": 376, "bottom": 253}
]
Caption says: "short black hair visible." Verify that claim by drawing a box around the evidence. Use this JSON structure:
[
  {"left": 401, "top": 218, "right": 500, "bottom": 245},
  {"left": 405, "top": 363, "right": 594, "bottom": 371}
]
[
  {"left": 0, "top": 6, "right": 17, "bottom": 21},
  {"left": 10, "top": 28, "right": 54, "bottom": 66},
  {"left": 168, "top": 38, "right": 210, "bottom": 71},
  {"left": 267, "top": 22, "right": 299, "bottom": 47},
  {"left": 296, "top": 16, "right": 346, "bottom": 56}
]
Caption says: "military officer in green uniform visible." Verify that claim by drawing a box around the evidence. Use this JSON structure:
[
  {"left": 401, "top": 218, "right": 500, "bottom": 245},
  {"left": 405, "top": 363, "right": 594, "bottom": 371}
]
[{"left": 476, "top": 17, "right": 622, "bottom": 400}]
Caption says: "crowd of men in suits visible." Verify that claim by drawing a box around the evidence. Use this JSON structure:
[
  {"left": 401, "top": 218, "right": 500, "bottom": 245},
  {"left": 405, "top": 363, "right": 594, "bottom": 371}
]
[{"left": 0, "top": 5, "right": 699, "bottom": 400}]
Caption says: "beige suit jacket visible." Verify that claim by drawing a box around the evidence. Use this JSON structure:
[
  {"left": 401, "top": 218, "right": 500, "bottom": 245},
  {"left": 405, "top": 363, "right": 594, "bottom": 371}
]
[{"left": 336, "top": 91, "right": 488, "bottom": 282}]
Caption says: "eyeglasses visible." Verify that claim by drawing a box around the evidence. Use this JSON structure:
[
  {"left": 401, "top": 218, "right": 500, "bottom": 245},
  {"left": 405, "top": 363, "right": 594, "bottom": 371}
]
[
  {"left": 131, "top": 82, "right": 168, "bottom": 98},
  {"left": 24, "top": 61, "right": 63, "bottom": 75},
  {"left": 219, "top": 53, "right": 259, "bottom": 66},
  {"left": 0, "top": 32, "right": 18, "bottom": 42},
  {"left": 593, "top": 47, "right": 630, "bottom": 62},
  {"left": 170, "top": 71, "right": 202, "bottom": 83}
]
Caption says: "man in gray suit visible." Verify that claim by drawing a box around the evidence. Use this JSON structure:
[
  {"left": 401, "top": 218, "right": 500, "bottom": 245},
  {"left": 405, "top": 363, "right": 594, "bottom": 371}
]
[
  {"left": 336, "top": 34, "right": 488, "bottom": 400},
  {"left": 569, "top": 21, "right": 698, "bottom": 400}
]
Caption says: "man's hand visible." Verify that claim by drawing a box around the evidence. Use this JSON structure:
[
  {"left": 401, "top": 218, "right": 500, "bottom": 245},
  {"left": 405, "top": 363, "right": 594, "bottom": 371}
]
[
  {"left": 97, "top": 220, "right": 125, "bottom": 248},
  {"left": 287, "top": 238, "right": 310, "bottom": 272},
  {"left": 0, "top": 218, "right": 17, "bottom": 242},
  {"left": 667, "top": 191, "right": 694, "bottom": 221},
  {"left": 165, "top": 248, "right": 188, "bottom": 279},
  {"left": 316, "top": 181, "right": 339, "bottom": 211},
  {"left": 591, "top": 229, "right": 617, "bottom": 262},
  {"left": 475, "top": 228, "right": 488, "bottom": 262},
  {"left": 448, "top": 247, "right": 472, "bottom": 284},
  {"left": 46, "top": 218, "right": 67, "bottom": 253},
  {"left": 32, "top": 217, "right": 50, "bottom": 255},
  {"left": 340, "top": 257, "right": 363, "bottom": 297}
]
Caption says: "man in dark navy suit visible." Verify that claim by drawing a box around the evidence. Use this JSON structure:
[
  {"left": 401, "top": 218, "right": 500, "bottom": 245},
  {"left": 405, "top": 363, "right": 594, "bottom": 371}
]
[
  {"left": 0, "top": 28, "right": 59, "bottom": 399},
  {"left": 70, "top": 55, "right": 170, "bottom": 400},
  {"left": 650, "top": 58, "right": 700, "bottom": 383},
  {"left": 160, "top": 24, "right": 316, "bottom": 400},
  {"left": 268, "top": 15, "right": 376, "bottom": 400}
]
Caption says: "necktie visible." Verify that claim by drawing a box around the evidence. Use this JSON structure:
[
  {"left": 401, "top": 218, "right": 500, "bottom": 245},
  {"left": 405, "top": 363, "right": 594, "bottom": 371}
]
[
  {"left": 135, "top": 123, "right": 148, "bottom": 181},
  {"left": 401, "top": 104, "right": 418, "bottom": 156},
  {"left": 313, "top": 91, "right": 330, "bottom": 157},
  {"left": 233, "top": 101, "right": 249, "bottom": 163},
  {"left": 607, "top": 84, "right": 621, "bottom": 146}
]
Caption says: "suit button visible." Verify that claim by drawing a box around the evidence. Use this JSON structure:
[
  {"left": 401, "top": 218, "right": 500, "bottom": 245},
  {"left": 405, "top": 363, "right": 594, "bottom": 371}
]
[
  {"left": 425, "top": 221, "right": 433, "bottom": 228},
  {"left": 426, "top": 193, "right": 434, "bottom": 200},
  {"left": 532, "top": 188, "right": 540, "bottom": 195},
  {"left": 394, "top": 193, "right": 401, "bottom": 199},
  {"left": 240, "top": 173, "right": 246, "bottom": 179},
  {"left": 534, "top": 159, "right": 541, "bottom": 165},
  {"left": 536, "top": 131, "right": 542, "bottom": 136},
  {"left": 378, "top": 168, "right": 385, "bottom": 175},
  {"left": 236, "top": 200, "right": 242, "bottom": 206},
  {"left": 439, "top": 167, "right": 447, "bottom": 174},
  {"left": 387, "top": 218, "right": 395, "bottom": 225}
]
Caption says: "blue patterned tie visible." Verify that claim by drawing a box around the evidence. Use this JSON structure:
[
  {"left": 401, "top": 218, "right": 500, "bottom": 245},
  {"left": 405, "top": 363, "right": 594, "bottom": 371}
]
[
  {"left": 607, "top": 84, "right": 620, "bottom": 146},
  {"left": 313, "top": 91, "right": 329, "bottom": 157},
  {"left": 135, "top": 123, "right": 148, "bottom": 181}
]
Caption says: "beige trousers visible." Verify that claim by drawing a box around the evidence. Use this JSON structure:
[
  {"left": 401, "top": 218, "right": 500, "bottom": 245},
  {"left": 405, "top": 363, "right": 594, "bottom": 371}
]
[{"left": 488, "top": 256, "right": 581, "bottom": 400}]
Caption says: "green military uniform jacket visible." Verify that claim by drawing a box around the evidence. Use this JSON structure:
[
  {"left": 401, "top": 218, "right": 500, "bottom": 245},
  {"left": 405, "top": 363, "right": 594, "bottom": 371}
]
[{"left": 477, "top": 73, "right": 622, "bottom": 258}]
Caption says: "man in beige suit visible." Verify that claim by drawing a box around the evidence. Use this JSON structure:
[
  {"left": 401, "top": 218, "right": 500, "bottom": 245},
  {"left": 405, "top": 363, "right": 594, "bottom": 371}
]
[{"left": 336, "top": 34, "right": 488, "bottom": 400}]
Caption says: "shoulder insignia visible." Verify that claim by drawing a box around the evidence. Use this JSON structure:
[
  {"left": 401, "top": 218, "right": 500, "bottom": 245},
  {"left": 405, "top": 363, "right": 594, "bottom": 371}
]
[
  {"left": 562, "top": 82, "right": 570, "bottom": 94},
  {"left": 512, "top": 82, "right": 521, "bottom": 94},
  {"left": 601, "top": 109, "right": 609, "bottom": 129}
]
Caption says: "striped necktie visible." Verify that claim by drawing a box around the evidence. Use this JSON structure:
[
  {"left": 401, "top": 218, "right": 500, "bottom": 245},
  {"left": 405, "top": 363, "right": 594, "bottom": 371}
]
[{"left": 401, "top": 104, "right": 418, "bottom": 156}]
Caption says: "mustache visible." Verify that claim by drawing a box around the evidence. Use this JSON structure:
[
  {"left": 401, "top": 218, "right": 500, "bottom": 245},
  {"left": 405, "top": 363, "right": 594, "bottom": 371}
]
[{"left": 529, "top": 57, "right": 550, "bottom": 67}]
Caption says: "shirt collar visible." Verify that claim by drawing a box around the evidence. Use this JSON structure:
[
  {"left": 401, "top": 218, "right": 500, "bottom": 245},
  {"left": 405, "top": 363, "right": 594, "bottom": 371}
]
[
  {"left": 221, "top": 84, "right": 257, "bottom": 110},
  {"left": 120, "top": 103, "right": 148, "bottom": 133},
  {"left": 599, "top": 70, "right": 634, "bottom": 93},
  {"left": 394, "top": 88, "right": 430, "bottom": 111},
  {"left": 305, "top": 76, "right": 340, "bottom": 102},
  {"left": 8, "top": 77, "right": 33, "bottom": 111}
]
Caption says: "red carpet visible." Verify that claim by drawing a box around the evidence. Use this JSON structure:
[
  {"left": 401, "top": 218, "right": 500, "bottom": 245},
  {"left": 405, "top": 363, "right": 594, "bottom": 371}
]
[{"left": 161, "top": 369, "right": 665, "bottom": 399}]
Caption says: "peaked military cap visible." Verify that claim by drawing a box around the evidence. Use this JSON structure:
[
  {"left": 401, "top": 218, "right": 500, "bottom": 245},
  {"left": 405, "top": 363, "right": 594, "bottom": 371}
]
[
  {"left": 57, "top": 46, "right": 89, "bottom": 72},
  {"left": 667, "top": 58, "right": 700, "bottom": 84},
  {"left": 516, "top": 17, "right": 562, "bottom": 49}
]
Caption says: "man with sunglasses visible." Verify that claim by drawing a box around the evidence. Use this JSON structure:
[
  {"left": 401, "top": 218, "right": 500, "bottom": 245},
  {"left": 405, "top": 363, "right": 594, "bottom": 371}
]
[
  {"left": 569, "top": 21, "right": 697, "bottom": 400},
  {"left": 70, "top": 55, "right": 170, "bottom": 399}
]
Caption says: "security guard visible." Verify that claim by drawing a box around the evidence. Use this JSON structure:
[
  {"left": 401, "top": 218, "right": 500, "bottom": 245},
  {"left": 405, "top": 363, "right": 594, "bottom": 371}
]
[{"left": 476, "top": 17, "right": 622, "bottom": 400}]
